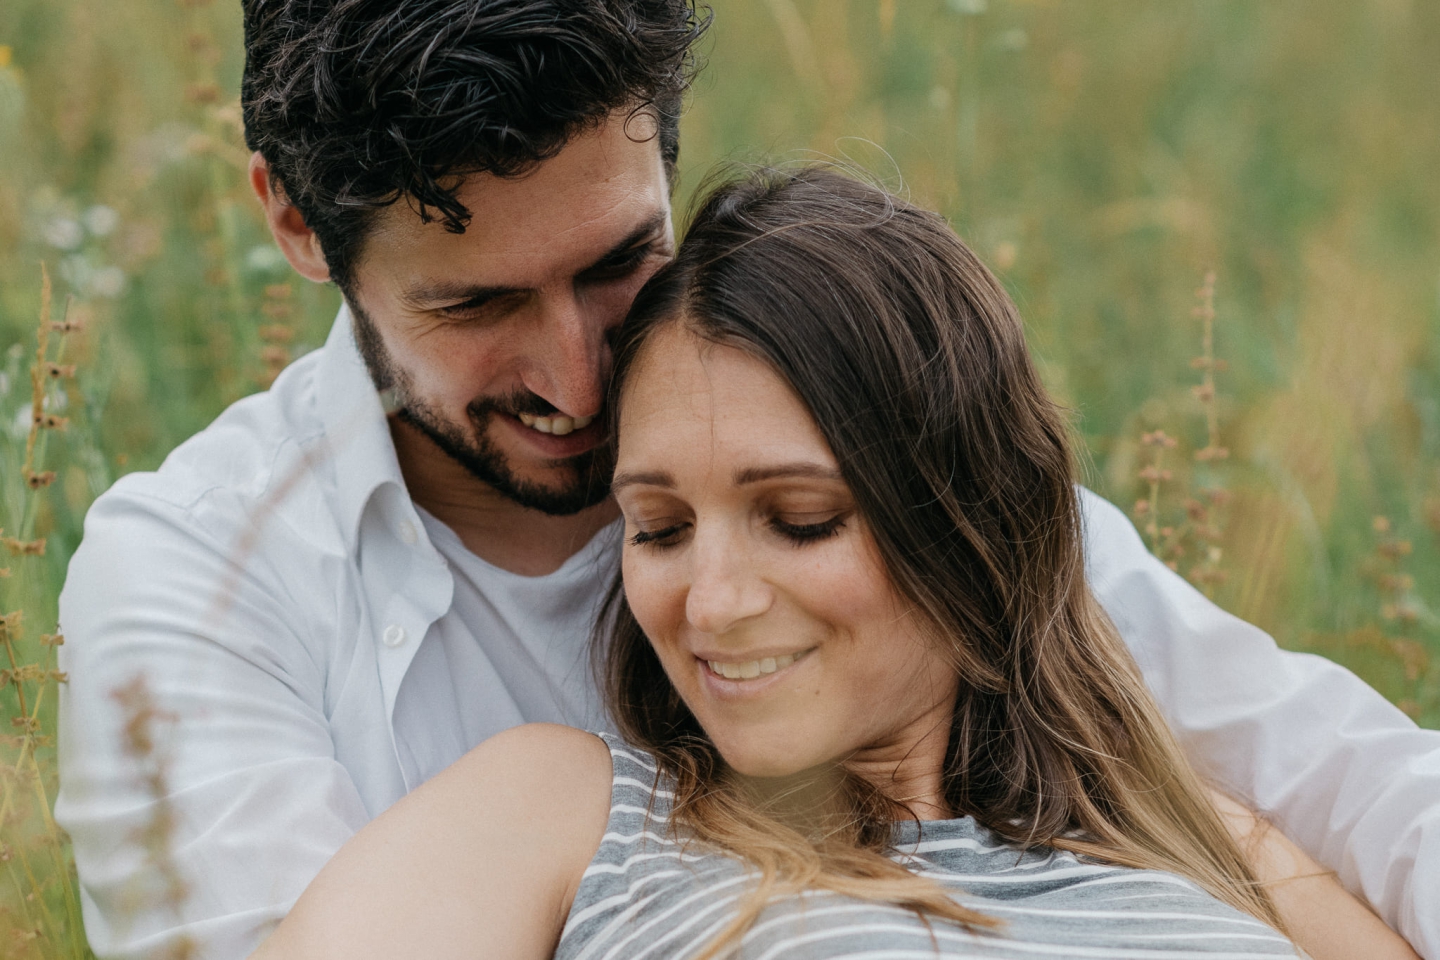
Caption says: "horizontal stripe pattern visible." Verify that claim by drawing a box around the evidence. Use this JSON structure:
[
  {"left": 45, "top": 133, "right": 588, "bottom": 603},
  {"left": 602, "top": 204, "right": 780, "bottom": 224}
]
[{"left": 555, "top": 735, "right": 1298, "bottom": 960}]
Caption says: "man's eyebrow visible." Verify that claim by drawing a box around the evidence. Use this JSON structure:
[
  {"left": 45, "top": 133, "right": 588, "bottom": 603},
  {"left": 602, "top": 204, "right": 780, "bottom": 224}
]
[
  {"left": 397, "top": 279, "right": 520, "bottom": 309},
  {"left": 735, "top": 463, "right": 843, "bottom": 485},
  {"left": 580, "top": 210, "right": 670, "bottom": 273},
  {"left": 610, "top": 469, "right": 675, "bottom": 492},
  {"left": 397, "top": 209, "right": 669, "bottom": 308}
]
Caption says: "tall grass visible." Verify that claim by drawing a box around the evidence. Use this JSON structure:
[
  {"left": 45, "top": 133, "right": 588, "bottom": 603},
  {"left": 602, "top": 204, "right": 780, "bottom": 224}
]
[{"left": 0, "top": 0, "right": 1437, "bottom": 954}]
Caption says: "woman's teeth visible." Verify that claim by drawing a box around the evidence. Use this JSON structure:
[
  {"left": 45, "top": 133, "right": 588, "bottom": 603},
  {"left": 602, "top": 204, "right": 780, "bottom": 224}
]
[
  {"left": 516, "top": 412, "right": 595, "bottom": 436},
  {"left": 706, "top": 650, "right": 809, "bottom": 681}
]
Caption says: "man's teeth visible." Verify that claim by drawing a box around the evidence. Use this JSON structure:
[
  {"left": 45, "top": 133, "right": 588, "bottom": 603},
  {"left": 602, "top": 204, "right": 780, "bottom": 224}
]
[
  {"left": 706, "top": 650, "right": 807, "bottom": 681},
  {"left": 516, "top": 412, "right": 595, "bottom": 436}
]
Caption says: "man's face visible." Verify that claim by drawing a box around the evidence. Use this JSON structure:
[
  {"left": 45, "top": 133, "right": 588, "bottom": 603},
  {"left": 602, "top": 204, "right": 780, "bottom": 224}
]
[{"left": 347, "top": 111, "right": 674, "bottom": 515}]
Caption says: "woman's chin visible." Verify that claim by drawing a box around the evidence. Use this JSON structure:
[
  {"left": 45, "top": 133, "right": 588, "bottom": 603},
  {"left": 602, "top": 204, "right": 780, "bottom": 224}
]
[{"left": 708, "top": 732, "right": 832, "bottom": 781}]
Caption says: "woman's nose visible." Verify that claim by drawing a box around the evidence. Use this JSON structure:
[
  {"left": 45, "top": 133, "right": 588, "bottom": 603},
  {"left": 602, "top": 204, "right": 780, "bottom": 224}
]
[{"left": 684, "top": 531, "right": 773, "bottom": 635}]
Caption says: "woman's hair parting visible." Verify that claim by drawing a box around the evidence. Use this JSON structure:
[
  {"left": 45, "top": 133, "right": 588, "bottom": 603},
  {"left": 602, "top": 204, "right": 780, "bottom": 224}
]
[{"left": 597, "top": 166, "right": 1284, "bottom": 955}]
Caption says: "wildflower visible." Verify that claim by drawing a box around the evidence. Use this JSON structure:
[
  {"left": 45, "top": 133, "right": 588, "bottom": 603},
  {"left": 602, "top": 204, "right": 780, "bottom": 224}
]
[
  {"left": 90, "top": 265, "right": 128, "bottom": 298},
  {"left": 1376, "top": 539, "right": 1412, "bottom": 560},
  {"left": 185, "top": 81, "right": 222, "bottom": 106},
  {"left": 1141, "top": 430, "right": 1178, "bottom": 448},
  {"left": 84, "top": 204, "right": 120, "bottom": 236},
  {"left": 995, "top": 28, "right": 1028, "bottom": 51},
  {"left": 3, "top": 535, "right": 46, "bottom": 555},
  {"left": 246, "top": 244, "right": 287, "bottom": 273},
  {"left": 42, "top": 217, "right": 84, "bottom": 251}
]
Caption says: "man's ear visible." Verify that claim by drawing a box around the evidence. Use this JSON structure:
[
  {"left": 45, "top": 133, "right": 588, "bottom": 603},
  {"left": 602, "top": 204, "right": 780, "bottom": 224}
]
[{"left": 249, "top": 152, "right": 332, "bottom": 284}]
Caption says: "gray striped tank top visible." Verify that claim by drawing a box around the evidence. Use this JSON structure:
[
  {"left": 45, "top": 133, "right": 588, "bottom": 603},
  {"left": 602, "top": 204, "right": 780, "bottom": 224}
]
[{"left": 555, "top": 733, "right": 1299, "bottom": 960}]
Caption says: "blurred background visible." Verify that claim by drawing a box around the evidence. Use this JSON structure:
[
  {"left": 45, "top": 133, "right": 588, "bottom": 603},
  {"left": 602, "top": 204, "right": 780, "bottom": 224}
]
[{"left": 1, "top": 0, "right": 1438, "bottom": 952}]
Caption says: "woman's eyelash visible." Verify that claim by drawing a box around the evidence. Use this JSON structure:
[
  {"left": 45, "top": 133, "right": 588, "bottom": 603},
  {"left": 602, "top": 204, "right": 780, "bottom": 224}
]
[
  {"left": 772, "top": 515, "right": 846, "bottom": 543},
  {"left": 627, "top": 516, "right": 848, "bottom": 548},
  {"left": 628, "top": 524, "right": 687, "bottom": 548}
]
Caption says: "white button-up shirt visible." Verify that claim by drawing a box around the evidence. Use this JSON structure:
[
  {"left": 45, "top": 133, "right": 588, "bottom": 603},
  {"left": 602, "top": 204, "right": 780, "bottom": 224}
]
[{"left": 56, "top": 308, "right": 1440, "bottom": 959}]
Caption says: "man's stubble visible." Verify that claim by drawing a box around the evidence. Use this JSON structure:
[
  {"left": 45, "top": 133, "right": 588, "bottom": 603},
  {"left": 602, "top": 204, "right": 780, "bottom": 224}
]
[{"left": 349, "top": 298, "right": 613, "bottom": 517}]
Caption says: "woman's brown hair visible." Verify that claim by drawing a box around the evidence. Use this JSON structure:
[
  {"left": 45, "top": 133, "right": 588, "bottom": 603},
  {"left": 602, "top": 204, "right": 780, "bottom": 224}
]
[{"left": 598, "top": 166, "right": 1284, "bottom": 950}]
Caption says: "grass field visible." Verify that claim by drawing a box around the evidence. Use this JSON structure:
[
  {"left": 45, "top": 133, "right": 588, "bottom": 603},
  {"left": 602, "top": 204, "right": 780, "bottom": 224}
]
[{"left": 2, "top": 0, "right": 1439, "bottom": 954}]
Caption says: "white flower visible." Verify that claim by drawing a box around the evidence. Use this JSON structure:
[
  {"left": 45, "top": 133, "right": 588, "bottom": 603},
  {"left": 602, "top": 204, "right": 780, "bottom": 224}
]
[
  {"left": 995, "top": 29, "right": 1028, "bottom": 51},
  {"left": 61, "top": 254, "right": 92, "bottom": 291},
  {"left": 246, "top": 244, "right": 287, "bottom": 273},
  {"left": 84, "top": 205, "right": 120, "bottom": 237},
  {"left": 90, "top": 265, "right": 127, "bottom": 298},
  {"left": 43, "top": 217, "right": 84, "bottom": 250}
]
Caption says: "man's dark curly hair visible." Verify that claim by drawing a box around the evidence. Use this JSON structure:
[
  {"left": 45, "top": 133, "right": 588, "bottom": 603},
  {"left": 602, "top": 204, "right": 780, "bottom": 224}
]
[{"left": 242, "top": 0, "right": 708, "bottom": 293}]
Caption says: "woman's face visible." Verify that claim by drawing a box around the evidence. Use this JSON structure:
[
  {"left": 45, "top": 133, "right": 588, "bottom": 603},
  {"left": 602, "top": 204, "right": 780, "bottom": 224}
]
[{"left": 613, "top": 323, "right": 959, "bottom": 784}]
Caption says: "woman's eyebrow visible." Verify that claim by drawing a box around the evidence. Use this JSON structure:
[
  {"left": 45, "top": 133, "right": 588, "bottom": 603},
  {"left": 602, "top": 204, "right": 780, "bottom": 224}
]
[
  {"left": 610, "top": 463, "right": 842, "bottom": 493},
  {"left": 610, "top": 469, "right": 675, "bottom": 492},
  {"left": 734, "top": 463, "right": 843, "bottom": 485}
]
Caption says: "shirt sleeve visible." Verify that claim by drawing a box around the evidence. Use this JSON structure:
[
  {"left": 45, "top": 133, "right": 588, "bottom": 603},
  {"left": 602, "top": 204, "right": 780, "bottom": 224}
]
[
  {"left": 56, "top": 481, "right": 373, "bottom": 960},
  {"left": 1079, "top": 487, "right": 1440, "bottom": 958}
]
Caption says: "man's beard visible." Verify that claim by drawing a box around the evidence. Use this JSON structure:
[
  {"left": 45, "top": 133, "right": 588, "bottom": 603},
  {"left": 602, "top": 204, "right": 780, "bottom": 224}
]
[{"left": 350, "top": 299, "right": 612, "bottom": 517}]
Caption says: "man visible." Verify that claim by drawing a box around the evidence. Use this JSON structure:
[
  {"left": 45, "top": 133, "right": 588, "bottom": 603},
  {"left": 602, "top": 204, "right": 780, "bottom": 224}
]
[{"left": 55, "top": 1, "right": 1440, "bottom": 958}]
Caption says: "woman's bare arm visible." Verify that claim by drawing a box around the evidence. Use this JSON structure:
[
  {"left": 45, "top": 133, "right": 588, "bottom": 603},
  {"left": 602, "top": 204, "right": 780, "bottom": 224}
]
[
  {"left": 251, "top": 723, "right": 612, "bottom": 960},
  {"left": 1209, "top": 790, "right": 1420, "bottom": 960}
]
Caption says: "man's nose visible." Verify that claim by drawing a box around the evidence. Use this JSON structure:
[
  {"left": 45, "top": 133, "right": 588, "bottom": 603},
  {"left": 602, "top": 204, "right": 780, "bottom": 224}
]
[
  {"left": 684, "top": 528, "right": 774, "bottom": 636},
  {"left": 524, "top": 290, "right": 608, "bottom": 417}
]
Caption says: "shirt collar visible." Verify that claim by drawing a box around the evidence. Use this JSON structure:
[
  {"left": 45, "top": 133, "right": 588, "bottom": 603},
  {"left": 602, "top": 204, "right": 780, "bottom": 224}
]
[{"left": 314, "top": 303, "right": 409, "bottom": 553}]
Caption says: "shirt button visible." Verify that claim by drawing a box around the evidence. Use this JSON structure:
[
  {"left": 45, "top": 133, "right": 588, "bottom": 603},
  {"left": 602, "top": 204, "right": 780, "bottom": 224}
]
[
  {"left": 381, "top": 624, "right": 407, "bottom": 648},
  {"left": 397, "top": 519, "right": 418, "bottom": 545}
]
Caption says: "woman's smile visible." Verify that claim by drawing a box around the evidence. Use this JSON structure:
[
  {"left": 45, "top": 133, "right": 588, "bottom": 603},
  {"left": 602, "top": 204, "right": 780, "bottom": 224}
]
[
  {"left": 700, "top": 646, "right": 813, "bottom": 681},
  {"left": 694, "top": 646, "right": 818, "bottom": 702}
]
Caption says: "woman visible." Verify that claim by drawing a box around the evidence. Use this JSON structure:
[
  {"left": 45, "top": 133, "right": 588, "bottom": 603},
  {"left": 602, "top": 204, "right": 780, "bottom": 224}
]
[{"left": 254, "top": 169, "right": 1417, "bottom": 960}]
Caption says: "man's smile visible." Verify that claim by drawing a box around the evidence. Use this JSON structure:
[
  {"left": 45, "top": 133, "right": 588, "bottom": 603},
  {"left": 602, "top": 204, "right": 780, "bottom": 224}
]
[
  {"left": 516, "top": 411, "right": 597, "bottom": 436},
  {"left": 497, "top": 409, "right": 607, "bottom": 459}
]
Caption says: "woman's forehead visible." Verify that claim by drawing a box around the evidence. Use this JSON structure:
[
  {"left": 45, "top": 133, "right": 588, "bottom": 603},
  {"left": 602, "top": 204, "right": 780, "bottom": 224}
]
[{"left": 615, "top": 324, "right": 837, "bottom": 478}]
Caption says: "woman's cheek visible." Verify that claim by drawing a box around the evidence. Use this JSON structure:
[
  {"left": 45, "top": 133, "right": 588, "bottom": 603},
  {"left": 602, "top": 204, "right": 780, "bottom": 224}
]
[
  {"left": 796, "top": 536, "right": 893, "bottom": 625},
  {"left": 623, "top": 550, "right": 686, "bottom": 662}
]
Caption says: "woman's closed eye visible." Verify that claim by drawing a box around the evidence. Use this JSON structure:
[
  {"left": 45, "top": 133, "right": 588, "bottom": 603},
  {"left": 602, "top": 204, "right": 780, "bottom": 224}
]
[
  {"left": 628, "top": 522, "right": 689, "bottom": 548},
  {"left": 625, "top": 513, "right": 849, "bottom": 550},
  {"left": 771, "top": 514, "right": 847, "bottom": 545}
]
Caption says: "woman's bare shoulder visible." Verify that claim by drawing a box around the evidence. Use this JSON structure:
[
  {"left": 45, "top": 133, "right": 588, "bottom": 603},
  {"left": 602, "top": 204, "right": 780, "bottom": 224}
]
[
  {"left": 252, "top": 724, "right": 613, "bottom": 960},
  {"left": 415, "top": 722, "right": 615, "bottom": 862},
  {"left": 436, "top": 722, "right": 614, "bottom": 819}
]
